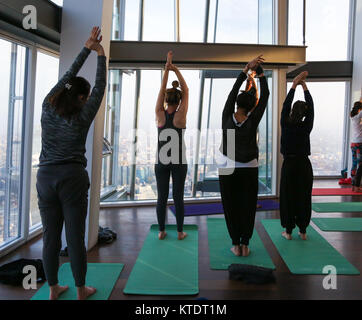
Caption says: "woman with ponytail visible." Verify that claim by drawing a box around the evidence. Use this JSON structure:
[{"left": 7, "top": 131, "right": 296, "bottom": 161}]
[
  {"left": 350, "top": 101, "right": 362, "bottom": 192},
  {"left": 36, "top": 27, "right": 106, "bottom": 300},
  {"left": 279, "top": 71, "right": 314, "bottom": 241},
  {"left": 155, "top": 51, "right": 189, "bottom": 240}
]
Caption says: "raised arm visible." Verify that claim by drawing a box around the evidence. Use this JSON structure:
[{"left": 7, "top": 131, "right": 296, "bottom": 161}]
[
  {"left": 170, "top": 65, "right": 189, "bottom": 115},
  {"left": 155, "top": 52, "right": 172, "bottom": 127},
  {"left": 44, "top": 27, "right": 102, "bottom": 105},
  {"left": 222, "top": 71, "right": 247, "bottom": 123},
  {"left": 301, "top": 81, "right": 314, "bottom": 132},
  {"left": 80, "top": 49, "right": 107, "bottom": 123},
  {"left": 281, "top": 87, "right": 296, "bottom": 127},
  {"left": 222, "top": 55, "right": 264, "bottom": 123},
  {"left": 249, "top": 70, "right": 270, "bottom": 126},
  {"left": 281, "top": 71, "right": 308, "bottom": 127}
]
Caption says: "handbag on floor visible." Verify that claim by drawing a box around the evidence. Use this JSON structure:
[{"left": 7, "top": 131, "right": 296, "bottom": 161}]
[
  {"left": 228, "top": 264, "right": 275, "bottom": 284},
  {"left": 0, "top": 259, "right": 46, "bottom": 286}
]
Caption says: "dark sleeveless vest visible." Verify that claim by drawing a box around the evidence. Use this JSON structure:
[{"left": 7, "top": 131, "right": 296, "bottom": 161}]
[{"left": 156, "top": 111, "right": 186, "bottom": 165}]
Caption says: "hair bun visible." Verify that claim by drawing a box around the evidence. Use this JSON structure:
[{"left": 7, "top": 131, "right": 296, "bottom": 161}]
[{"left": 172, "top": 81, "right": 179, "bottom": 89}]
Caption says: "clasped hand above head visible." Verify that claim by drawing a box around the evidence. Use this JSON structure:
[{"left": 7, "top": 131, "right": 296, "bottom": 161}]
[
  {"left": 292, "top": 71, "right": 309, "bottom": 90},
  {"left": 165, "top": 50, "right": 178, "bottom": 72},
  {"left": 85, "top": 26, "right": 105, "bottom": 56},
  {"left": 243, "top": 55, "right": 265, "bottom": 76}
]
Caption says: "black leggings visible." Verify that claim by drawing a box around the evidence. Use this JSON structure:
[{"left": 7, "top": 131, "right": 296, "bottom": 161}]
[
  {"left": 280, "top": 156, "right": 313, "bottom": 234},
  {"left": 155, "top": 163, "right": 187, "bottom": 232},
  {"left": 219, "top": 167, "right": 259, "bottom": 246},
  {"left": 36, "top": 164, "right": 90, "bottom": 287}
]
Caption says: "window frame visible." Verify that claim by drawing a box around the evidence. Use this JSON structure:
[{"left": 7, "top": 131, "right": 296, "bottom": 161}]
[
  {"left": 286, "top": 78, "right": 352, "bottom": 178},
  {"left": 0, "top": 35, "right": 60, "bottom": 258}
]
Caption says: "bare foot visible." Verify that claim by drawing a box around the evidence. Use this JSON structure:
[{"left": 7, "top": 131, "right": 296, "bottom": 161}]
[
  {"left": 158, "top": 231, "right": 167, "bottom": 240},
  {"left": 282, "top": 231, "right": 292, "bottom": 240},
  {"left": 231, "top": 245, "right": 241, "bottom": 256},
  {"left": 77, "top": 286, "right": 97, "bottom": 300},
  {"left": 177, "top": 232, "right": 187, "bottom": 240},
  {"left": 241, "top": 245, "right": 250, "bottom": 257},
  {"left": 49, "top": 285, "right": 69, "bottom": 300},
  {"left": 299, "top": 232, "right": 307, "bottom": 240},
  {"left": 352, "top": 186, "right": 362, "bottom": 193}
]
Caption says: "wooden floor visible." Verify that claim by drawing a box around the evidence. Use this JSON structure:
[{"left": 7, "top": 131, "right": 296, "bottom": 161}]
[{"left": 1, "top": 180, "right": 362, "bottom": 300}]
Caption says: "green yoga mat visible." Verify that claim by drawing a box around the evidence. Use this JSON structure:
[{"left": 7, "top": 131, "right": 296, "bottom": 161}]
[
  {"left": 312, "top": 218, "right": 362, "bottom": 232},
  {"left": 31, "top": 263, "right": 124, "bottom": 300},
  {"left": 262, "top": 220, "right": 359, "bottom": 275},
  {"left": 207, "top": 218, "right": 275, "bottom": 270},
  {"left": 312, "top": 202, "right": 362, "bottom": 213},
  {"left": 123, "top": 224, "right": 198, "bottom": 295}
]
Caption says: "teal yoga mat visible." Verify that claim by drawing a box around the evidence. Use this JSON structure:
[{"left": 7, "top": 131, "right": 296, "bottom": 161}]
[
  {"left": 312, "top": 218, "right": 362, "bottom": 232},
  {"left": 123, "top": 225, "right": 198, "bottom": 295},
  {"left": 31, "top": 263, "right": 124, "bottom": 300},
  {"left": 261, "top": 220, "right": 359, "bottom": 275},
  {"left": 312, "top": 202, "right": 362, "bottom": 213},
  {"left": 207, "top": 218, "right": 275, "bottom": 270}
]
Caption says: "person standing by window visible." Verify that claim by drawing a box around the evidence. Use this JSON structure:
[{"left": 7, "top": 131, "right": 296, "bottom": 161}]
[
  {"left": 279, "top": 71, "right": 314, "bottom": 241},
  {"left": 36, "top": 27, "right": 107, "bottom": 300}
]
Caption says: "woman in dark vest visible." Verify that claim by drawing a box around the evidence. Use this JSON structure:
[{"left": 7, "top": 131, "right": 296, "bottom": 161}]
[
  {"left": 36, "top": 27, "right": 106, "bottom": 300},
  {"left": 219, "top": 55, "right": 270, "bottom": 257},
  {"left": 280, "top": 71, "right": 314, "bottom": 240},
  {"left": 155, "top": 51, "right": 189, "bottom": 240}
]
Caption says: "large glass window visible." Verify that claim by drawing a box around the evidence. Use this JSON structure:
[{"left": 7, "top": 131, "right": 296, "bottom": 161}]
[
  {"left": 288, "top": 0, "right": 351, "bottom": 61},
  {"left": 0, "top": 39, "right": 27, "bottom": 248},
  {"left": 101, "top": 68, "right": 275, "bottom": 202},
  {"left": 198, "top": 71, "right": 274, "bottom": 197},
  {"left": 287, "top": 82, "right": 347, "bottom": 176},
  {"left": 29, "top": 51, "right": 59, "bottom": 230},
  {"left": 112, "top": 0, "right": 274, "bottom": 44},
  {"left": 179, "top": 0, "right": 207, "bottom": 42},
  {"left": 143, "top": 0, "right": 175, "bottom": 42}
]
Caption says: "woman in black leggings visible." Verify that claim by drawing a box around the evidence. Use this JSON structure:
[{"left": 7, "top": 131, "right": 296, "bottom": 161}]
[
  {"left": 36, "top": 27, "right": 106, "bottom": 300},
  {"left": 280, "top": 71, "right": 314, "bottom": 241},
  {"left": 155, "top": 51, "right": 189, "bottom": 240}
]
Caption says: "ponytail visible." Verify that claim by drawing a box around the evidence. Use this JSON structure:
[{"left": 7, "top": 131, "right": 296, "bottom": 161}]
[
  {"left": 49, "top": 76, "right": 91, "bottom": 120},
  {"left": 351, "top": 101, "right": 362, "bottom": 118},
  {"left": 165, "top": 81, "right": 182, "bottom": 106}
]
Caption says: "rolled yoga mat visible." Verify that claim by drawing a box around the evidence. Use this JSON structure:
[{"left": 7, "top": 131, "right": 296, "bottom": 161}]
[
  {"left": 31, "top": 263, "right": 124, "bottom": 300},
  {"left": 169, "top": 200, "right": 279, "bottom": 217},
  {"left": 312, "top": 218, "right": 362, "bottom": 232},
  {"left": 312, "top": 202, "right": 362, "bottom": 213},
  {"left": 312, "top": 188, "right": 358, "bottom": 196},
  {"left": 261, "top": 220, "right": 359, "bottom": 275},
  {"left": 123, "top": 224, "right": 198, "bottom": 295},
  {"left": 207, "top": 218, "right": 275, "bottom": 270}
]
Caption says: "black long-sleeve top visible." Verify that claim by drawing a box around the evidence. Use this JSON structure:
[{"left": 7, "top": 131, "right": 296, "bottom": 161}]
[
  {"left": 39, "top": 47, "right": 107, "bottom": 167},
  {"left": 280, "top": 88, "right": 314, "bottom": 156},
  {"left": 220, "top": 71, "right": 270, "bottom": 163}
]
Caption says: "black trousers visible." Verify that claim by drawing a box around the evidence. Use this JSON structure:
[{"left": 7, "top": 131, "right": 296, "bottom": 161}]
[
  {"left": 155, "top": 163, "right": 187, "bottom": 232},
  {"left": 36, "top": 163, "right": 90, "bottom": 287},
  {"left": 219, "top": 167, "right": 258, "bottom": 246},
  {"left": 280, "top": 156, "right": 313, "bottom": 234}
]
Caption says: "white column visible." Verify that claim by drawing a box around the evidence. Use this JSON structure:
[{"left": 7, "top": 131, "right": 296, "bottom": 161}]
[
  {"left": 348, "top": 1, "right": 362, "bottom": 176},
  {"left": 59, "top": 0, "right": 113, "bottom": 250},
  {"left": 275, "top": 0, "right": 288, "bottom": 196}
]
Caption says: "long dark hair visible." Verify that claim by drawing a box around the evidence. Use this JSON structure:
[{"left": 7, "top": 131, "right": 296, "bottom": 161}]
[
  {"left": 351, "top": 101, "right": 362, "bottom": 118},
  {"left": 289, "top": 100, "right": 309, "bottom": 125},
  {"left": 49, "top": 77, "right": 91, "bottom": 120},
  {"left": 166, "top": 81, "right": 182, "bottom": 106}
]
